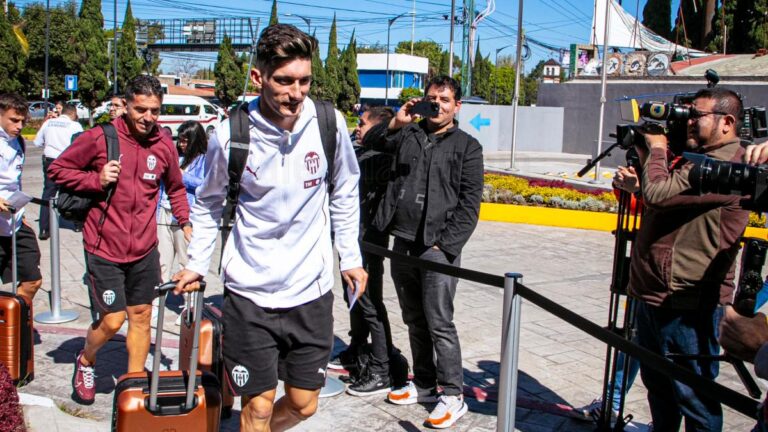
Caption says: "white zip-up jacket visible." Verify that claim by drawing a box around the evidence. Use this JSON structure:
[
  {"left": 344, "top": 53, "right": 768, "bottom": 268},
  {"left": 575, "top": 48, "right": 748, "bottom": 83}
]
[{"left": 185, "top": 98, "right": 362, "bottom": 308}]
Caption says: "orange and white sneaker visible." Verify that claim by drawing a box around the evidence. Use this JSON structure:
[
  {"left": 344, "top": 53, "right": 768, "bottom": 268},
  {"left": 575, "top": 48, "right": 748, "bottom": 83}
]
[
  {"left": 425, "top": 394, "right": 468, "bottom": 429},
  {"left": 387, "top": 381, "right": 438, "bottom": 405}
]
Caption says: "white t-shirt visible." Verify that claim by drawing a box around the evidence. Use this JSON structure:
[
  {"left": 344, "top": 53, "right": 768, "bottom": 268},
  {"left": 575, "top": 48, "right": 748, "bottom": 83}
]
[{"left": 33, "top": 116, "right": 83, "bottom": 159}]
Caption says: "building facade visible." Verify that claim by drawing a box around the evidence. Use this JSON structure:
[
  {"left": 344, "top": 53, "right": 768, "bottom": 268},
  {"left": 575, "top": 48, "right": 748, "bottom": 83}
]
[{"left": 357, "top": 53, "right": 429, "bottom": 107}]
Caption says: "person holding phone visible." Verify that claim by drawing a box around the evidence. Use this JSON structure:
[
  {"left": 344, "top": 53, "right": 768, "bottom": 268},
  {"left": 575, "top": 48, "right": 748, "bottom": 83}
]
[{"left": 368, "top": 75, "right": 484, "bottom": 429}]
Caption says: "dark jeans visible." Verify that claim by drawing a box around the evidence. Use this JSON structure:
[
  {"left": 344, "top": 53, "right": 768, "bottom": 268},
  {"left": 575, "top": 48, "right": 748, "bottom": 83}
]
[
  {"left": 39, "top": 156, "right": 57, "bottom": 233},
  {"left": 342, "top": 231, "right": 394, "bottom": 375},
  {"left": 390, "top": 237, "right": 463, "bottom": 395},
  {"left": 636, "top": 301, "right": 723, "bottom": 432}
]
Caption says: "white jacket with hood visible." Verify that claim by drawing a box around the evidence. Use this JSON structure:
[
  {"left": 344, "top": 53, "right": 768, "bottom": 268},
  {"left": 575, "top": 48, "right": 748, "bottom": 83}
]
[{"left": 185, "top": 98, "right": 362, "bottom": 308}]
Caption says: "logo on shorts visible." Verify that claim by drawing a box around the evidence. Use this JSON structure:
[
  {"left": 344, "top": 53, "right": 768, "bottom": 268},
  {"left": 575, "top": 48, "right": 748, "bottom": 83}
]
[
  {"left": 231, "top": 365, "right": 250, "bottom": 387},
  {"left": 147, "top": 155, "right": 157, "bottom": 170},
  {"left": 304, "top": 151, "right": 320, "bottom": 174},
  {"left": 317, "top": 368, "right": 326, "bottom": 377},
  {"left": 102, "top": 290, "right": 116, "bottom": 306}
]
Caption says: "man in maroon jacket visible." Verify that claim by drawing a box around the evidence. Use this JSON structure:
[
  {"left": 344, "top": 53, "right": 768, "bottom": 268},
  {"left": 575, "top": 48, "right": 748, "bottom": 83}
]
[{"left": 49, "top": 75, "right": 192, "bottom": 405}]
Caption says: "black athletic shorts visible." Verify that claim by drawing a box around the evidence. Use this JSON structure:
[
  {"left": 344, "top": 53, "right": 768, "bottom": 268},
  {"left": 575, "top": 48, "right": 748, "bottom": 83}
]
[
  {"left": 85, "top": 247, "right": 161, "bottom": 314},
  {"left": 222, "top": 290, "right": 334, "bottom": 396},
  {"left": 0, "top": 223, "right": 42, "bottom": 283}
]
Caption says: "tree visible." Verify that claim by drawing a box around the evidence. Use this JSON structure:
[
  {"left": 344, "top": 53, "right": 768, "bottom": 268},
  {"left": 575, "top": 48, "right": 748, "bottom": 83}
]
[
  {"left": 395, "top": 40, "right": 442, "bottom": 77},
  {"left": 310, "top": 31, "right": 329, "bottom": 101},
  {"left": 215, "top": 35, "right": 242, "bottom": 108},
  {"left": 18, "top": 2, "right": 78, "bottom": 99},
  {"left": 269, "top": 0, "right": 279, "bottom": 26},
  {"left": 337, "top": 32, "right": 360, "bottom": 113},
  {"left": 324, "top": 14, "right": 342, "bottom": 105},
  {"left": 0, "top": 2, "right": 24, "bottom": 93},
  {"left": 642, "top": 0, "right": 671, "bottom": 39},
  {"left": 490, "top": 65, "right": 515, "bottom": 105},
  {"left": 438, "top": 51, "right": 450, "bottom": 76},
  {"left": 728, "top": 0, "right": 768, "bottom": 53},
  {"left": 398, "top": 87, "right": 422, "bottom": 105},
  {"left": 116, "top": 0, "right": 144, "bottom": 93},
  {"left": 470, "top": 42, "right": 492, "bottom": 100},
  {"left": 74, "top": 0, "right": 110, "bottom": 122}
]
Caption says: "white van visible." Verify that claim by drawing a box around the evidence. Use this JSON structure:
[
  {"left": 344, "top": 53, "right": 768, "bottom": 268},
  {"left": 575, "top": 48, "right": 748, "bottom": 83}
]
[{"left": 158, "top": 95, "right": 223, "bottom": 138}]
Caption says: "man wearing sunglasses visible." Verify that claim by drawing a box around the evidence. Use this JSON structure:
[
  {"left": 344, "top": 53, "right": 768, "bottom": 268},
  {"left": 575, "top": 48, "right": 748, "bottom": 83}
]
[{"left": 627, "top": 87, "right": 750, "bottom": 431}]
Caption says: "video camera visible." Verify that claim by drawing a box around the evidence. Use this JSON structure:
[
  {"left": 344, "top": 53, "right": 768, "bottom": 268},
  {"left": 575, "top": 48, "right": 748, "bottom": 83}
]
[
  {"left": 685, "top": 152, "right": 768, "bottom": 212},
  {"left": 615, "top": 69, "right": 767, "bottom": 153}
]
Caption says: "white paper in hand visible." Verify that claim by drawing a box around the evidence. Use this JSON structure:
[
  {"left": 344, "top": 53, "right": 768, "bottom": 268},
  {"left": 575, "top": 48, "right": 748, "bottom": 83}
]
[{"left": 347, "top": 281, "right": 360, "bottom": 311}]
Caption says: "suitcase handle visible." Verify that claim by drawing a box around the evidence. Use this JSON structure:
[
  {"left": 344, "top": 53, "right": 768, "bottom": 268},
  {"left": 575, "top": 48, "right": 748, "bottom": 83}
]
[{"left": 149, "top": 280, "right": 206, "bottom": 413}]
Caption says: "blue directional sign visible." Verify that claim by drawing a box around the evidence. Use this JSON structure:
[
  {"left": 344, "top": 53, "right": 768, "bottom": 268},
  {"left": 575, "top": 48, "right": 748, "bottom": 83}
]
[
  {"left": 64, "top": 75, "right": 78, "bottom": 92},
  {"left": 469, "top": 113, "right": 491, "bottom": 131}
]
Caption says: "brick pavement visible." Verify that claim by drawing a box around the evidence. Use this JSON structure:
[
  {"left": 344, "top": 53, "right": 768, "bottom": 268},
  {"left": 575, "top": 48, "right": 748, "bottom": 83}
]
[{"left": 13, "top": 145, "right": 760, "bottom": 431}]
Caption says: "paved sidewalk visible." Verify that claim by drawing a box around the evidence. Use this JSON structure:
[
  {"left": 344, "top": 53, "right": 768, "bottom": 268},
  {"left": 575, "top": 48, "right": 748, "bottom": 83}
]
[{"left": 12, "top": 146, "right": 759, "bottom": 431}]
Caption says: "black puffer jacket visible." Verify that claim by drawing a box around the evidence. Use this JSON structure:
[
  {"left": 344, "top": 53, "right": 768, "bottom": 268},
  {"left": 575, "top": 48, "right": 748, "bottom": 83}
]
[{"left": 371, "top": 120, "right": 484, "bottom": 257}]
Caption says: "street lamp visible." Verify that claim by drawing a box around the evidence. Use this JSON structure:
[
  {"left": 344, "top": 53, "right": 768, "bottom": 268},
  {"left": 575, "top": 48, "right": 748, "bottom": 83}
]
[
  {"left": 385, "top": 12, "right": 410, "bottom": 107},
  {"left": 43, "top": 0, "right": 50, "bottom": 112},
  {"left": 284, "top": 13, "right": 311, "bottom": 33},
  {"left": 493, "top": 43, "right": 514, "bottom": 104}
]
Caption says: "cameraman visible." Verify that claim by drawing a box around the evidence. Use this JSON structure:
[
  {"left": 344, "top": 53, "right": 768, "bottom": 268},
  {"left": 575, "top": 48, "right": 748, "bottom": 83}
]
[{"left": 629, "top": 87, "right": 750, "bottom": 431}]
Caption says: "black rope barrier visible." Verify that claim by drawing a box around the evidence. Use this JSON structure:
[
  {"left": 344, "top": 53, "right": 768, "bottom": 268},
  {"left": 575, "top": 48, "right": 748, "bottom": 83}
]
[{"left": 360, "top": 241, "right": 761, "bottom": 419}]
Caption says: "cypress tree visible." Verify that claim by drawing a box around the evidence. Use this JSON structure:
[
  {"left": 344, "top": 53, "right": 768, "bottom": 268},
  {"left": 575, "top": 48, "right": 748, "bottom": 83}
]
[
  {"left": 310, "top": 31, "right": 328, "bottom": 101},
  {"left": 269, "top": 0, "right": 279, "bottom": 26},
  {"left": 324, "top": 13, "right": 341, "bottom": 106},
  {"left": 439, "top": 50, "right": 450, "bottom": 76},
  {"left": 0, "top": 3, "right": 24, "bottom": 93},
  {"left": 215, "top": 35, "right": 242, "bottom": 108},
  {"left": 642, "top": 0, "right": 671, "bottom": 39},
  {"left": 470, "top": 42, "right": 492, "bottom": 100},
  {"left": 75, "top": 0, "right": 110, "bottom": 122},
  {"left": 117, "top": 0, "right": 144, "bottom": 93},
  {"left": 337, "top": 32, "right": 360, "bottom": 113}
]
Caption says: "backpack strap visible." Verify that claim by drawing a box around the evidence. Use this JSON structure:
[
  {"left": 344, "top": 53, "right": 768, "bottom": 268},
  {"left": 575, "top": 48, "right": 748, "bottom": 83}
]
[
  {"left": 313, "top": 99, "right": 337, "bottom": 194},
  {"left": 97, "top": 123, "right": 120, "bottom": 228},
  {"left": 221, "top": 102, "right": 251, "bottom": 244}
]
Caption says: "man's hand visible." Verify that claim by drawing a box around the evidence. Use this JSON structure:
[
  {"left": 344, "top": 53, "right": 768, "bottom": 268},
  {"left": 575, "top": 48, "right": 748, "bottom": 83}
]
[
  {"left": 389, "top": 98, "right": 420, "bottom": 131},
  {"left": 99, "top": 160, "right": 121, "bottom": 189},
  {"left": 172, "top": 269, "right": 203, "bottom": 295},
  {"left": 613, "top": 166, "right": 640, "bottom": 193},
  {"left": 182, "top": 224, "right": 192, "bottom": 242},
  {"left": 719, "top": 305, "right": 768, "bottom": 362},
  {"left": 640, "top": 123, "right": 668, "bottom": 150},
  {"left": 744, "top": 142, "right": 768, "bottom": 165},
  {"left": 0, "top": 197, "right": 11, "bottom": 213},
  {"left": 341, "top": 267, "right": 368, "bottom": 299}
]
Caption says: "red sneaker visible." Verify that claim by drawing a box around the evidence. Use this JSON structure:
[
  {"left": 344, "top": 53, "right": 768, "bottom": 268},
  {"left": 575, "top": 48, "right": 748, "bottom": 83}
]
[{"left": 71, "top": 350, "right": 96, "bottom": 405}]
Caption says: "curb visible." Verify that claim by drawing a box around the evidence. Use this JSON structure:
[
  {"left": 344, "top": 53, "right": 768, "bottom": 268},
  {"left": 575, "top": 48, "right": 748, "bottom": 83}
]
[{"left": 479, "top": 202, "right": 768, "bottom": 238}]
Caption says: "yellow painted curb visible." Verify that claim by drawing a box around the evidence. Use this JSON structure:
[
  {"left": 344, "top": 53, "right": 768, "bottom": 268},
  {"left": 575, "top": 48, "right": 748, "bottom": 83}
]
[{"left": 480, "top": 202, "right": 768, "bottom": 239}]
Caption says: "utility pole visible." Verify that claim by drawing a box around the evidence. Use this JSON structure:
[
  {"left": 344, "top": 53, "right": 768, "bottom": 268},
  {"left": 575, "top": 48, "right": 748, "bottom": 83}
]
[
  {"left": 448, "top": 0, "right": 456, "bottom": 76},
  {"left": 113, "top": 0, "right": 118, "bottom": 94},
  {"left": 411, "top": 0, "right": 416, "bottom": 55},
  {"left": 509, "top": 0, "right": 524, "bottom": 170},
  {"left": 44, "top": 0, "right": 50, "bottom": 113},
  {"left": 460, "top": 0, "right": 475, "bottom": 97}
]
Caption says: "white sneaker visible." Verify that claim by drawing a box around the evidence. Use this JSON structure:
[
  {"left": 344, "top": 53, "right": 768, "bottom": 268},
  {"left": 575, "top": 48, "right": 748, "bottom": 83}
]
[
  {"left": 425, "top": 394, "right": 468, "bottom": 429},
  {"left": 387, "top": 381, "right": 438, "bottom": 405}
]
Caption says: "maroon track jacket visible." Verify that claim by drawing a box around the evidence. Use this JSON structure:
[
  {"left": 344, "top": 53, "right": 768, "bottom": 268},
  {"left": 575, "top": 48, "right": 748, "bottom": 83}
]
[{"left": 49, "top": 116, "right": 190, "bottom": 263}]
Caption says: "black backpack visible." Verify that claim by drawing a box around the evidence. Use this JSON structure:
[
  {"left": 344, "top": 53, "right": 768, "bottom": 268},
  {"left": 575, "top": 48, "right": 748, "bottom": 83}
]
[
  {"left": 56, "top": 124, "right": 120, "bottom": 223},
  {"left": 219, "top": 99, "right": 338, "bottom": 249}
]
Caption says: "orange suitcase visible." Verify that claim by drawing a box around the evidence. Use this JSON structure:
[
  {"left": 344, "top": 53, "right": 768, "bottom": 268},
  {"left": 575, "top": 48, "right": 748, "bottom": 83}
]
[
  {"left": 179, "top": 298, "right": 234, "bottom": 418},
  {"left": 111, "top": 281, "right": 221, "bottom": 432},
  {"left": 0, "top": 291, "right": 33, "bottom": 385}
]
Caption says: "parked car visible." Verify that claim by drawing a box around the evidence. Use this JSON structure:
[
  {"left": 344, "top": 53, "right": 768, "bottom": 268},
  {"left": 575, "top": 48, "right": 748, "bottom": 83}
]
[
  {"left": 28, "top": 101, "right": 56, "bottom": 120},
  {"left": 158, "top": 95, "right": 224, "bottom": 138}
]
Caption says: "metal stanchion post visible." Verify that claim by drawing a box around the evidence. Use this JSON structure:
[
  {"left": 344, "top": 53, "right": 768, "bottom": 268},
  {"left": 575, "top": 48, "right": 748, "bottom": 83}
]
[
  {"left": 35, "top": 198, "right": 78, "bottom": 323},
  {"left": 497, "top": 273, "right": 523, "bottom": 432}
]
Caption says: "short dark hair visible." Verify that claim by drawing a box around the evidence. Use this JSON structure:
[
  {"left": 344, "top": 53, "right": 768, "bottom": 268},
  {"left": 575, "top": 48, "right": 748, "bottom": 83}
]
[
  {"left": 425, "top": 75, "right": 462, "bottom": 101},
  {"left": 363, "top": 105, "right": 395, "bottom": 124},
  {"left": 125, "top": 75, "right": 164, "bottom": 102},
  {"left": 694, "top": 87, "right": 744, "bottom": 130},
  {"left": 61, "top": 103, "right": 77, "bottom": 118},
  {"left": 0, "top": 93, "right": 28, "bottom": 116},
  {"left": 255, "top": 24, "right": 317, "bottom": 75}
]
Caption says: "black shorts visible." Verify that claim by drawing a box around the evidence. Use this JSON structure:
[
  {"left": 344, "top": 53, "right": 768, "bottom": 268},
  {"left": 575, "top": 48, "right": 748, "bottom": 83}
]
[
  {"left": 222, "top": 290, "right": 334, "bottom": 396},
  {"left": 85, "top": 248, "right": 161, "bottom": 314},
  {"left": 0, "top": 224, "right": 42, "bottom": 283}
]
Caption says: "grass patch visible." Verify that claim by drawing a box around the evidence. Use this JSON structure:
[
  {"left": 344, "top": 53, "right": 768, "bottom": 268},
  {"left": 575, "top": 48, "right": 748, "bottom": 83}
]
[{"left": 56, "top": 402, "right": 100, "bottom": 420}]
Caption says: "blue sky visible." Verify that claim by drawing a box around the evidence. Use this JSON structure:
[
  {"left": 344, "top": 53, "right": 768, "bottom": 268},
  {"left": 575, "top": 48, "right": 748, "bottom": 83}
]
[{"left": 14, "top": 0, "right": 684, "bottom": 73}]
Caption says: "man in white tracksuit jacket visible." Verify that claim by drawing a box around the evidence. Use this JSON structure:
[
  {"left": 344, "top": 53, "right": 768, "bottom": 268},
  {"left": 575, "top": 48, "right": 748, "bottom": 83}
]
[{"left": 174, "top": 24, "right": 368, "bottom": 432}]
